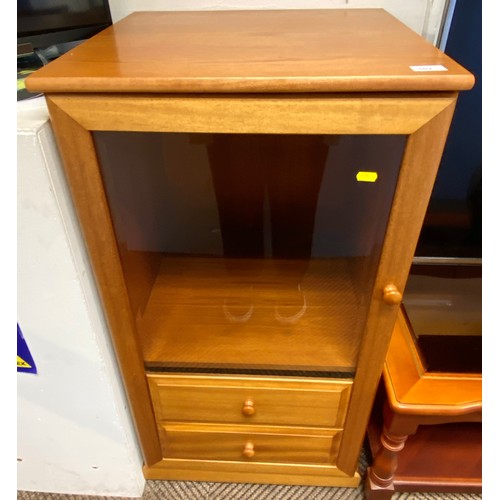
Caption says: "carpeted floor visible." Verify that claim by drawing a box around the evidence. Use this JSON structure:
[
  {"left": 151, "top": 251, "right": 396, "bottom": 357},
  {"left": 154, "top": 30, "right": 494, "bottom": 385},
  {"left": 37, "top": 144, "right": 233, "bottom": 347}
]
[
  {"left": 17, "top": 447, "right": 482, "bottom": 500},
  {"left": 17, "top": 483, "right": 483, "bottom": 500}
]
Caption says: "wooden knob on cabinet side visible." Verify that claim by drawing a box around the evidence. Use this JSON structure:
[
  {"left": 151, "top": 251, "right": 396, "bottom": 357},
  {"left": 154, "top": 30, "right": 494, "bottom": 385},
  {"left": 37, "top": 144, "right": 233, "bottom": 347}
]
[
  {"left": 242, "top": 399, "right": 255, "bottom": 416},
  {"left": 382, "top": 284, "right": 403, "bottom": 305},
  {"left": 242, "top": 441, "right": 255, "bottom": 458}
]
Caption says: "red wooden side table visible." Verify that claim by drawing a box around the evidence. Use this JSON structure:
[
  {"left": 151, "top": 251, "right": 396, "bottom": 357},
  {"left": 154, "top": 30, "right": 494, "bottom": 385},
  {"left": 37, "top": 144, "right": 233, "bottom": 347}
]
[{"left": 365, "top": 266, "right": 482, "bottom": 498}]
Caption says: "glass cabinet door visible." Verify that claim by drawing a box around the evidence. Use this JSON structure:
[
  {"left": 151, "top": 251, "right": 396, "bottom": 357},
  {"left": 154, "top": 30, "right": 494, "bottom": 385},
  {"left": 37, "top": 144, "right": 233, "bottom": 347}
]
[{"left": 93, "top": 132, "right": 406, "bottom": 376}]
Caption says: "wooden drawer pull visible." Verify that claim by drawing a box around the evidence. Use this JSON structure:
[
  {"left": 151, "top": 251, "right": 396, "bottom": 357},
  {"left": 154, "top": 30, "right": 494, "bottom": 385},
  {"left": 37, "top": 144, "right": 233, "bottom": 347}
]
[
  {"left": 242, "top": 399, "right": 256, "bottom": 416},
  {"left": 242, "top": 441, "right": 255, "bottom": 458},
  {"left": 382, "top": 284, "right": 402, "bottom": 305}
]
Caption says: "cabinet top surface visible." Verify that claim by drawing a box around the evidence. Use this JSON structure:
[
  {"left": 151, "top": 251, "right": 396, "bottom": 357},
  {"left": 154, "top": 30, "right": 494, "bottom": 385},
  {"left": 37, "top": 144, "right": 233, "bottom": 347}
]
[{"left": 26, "top": 9, "right": 474, "bottom": 94}]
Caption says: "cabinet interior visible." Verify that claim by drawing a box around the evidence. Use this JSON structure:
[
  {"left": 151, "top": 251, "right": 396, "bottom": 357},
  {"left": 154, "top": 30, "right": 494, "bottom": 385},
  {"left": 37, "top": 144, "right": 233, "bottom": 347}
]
[{"left": 93, "top": 131, "right": 407, "bottom": 376}]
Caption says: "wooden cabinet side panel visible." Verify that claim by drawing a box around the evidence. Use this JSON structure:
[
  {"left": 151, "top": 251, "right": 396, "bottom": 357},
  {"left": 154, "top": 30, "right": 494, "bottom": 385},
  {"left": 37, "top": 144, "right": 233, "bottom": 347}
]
[{"left": 45, "top": 97, "right": 162, "bottom": 466}]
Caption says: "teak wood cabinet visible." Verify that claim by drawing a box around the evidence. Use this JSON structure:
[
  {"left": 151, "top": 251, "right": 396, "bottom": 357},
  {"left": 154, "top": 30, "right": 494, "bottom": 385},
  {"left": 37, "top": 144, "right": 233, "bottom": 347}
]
[{"left": 26, "top": 9, "right": 474, "bottom": 487}]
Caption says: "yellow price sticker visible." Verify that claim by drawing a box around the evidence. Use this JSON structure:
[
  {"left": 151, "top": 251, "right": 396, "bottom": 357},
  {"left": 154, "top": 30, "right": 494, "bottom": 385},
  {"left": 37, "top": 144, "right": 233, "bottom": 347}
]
[{"left": 356, "top": 171, "right": 378, "bottom": 182}]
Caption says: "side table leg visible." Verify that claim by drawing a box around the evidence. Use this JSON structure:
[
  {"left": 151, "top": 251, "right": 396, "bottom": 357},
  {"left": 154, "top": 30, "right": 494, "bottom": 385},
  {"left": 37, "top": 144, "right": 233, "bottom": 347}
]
[{"left": 364, "top": 426, "right": 408, "bottom": 500}]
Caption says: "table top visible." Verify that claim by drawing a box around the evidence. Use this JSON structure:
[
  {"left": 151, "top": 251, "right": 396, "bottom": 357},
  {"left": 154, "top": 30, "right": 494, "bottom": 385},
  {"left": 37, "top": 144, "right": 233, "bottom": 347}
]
[
  {"left": 26, "top": 9, "right": 474, "bottom": 94},
  {"left": 383, "top": 309, "right": 481, "bottom": 416}
]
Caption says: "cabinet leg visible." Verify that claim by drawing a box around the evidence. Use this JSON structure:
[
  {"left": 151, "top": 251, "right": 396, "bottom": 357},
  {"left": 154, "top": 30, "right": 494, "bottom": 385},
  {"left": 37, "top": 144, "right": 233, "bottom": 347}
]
[{"left": 364, "top": 427, "right": 408, "bottom": 500}]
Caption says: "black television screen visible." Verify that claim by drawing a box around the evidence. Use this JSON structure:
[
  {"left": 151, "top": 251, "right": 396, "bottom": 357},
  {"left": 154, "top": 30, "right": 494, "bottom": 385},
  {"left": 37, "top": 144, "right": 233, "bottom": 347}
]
[
  {"left": 17, "top": 1, "right": 112, "bottom": 100},
  {"left": 18, "top": 0, "right": 112, "bottom": 50},
  {"left": 414, "top": 0, "right": 481, "bottom": 262}
]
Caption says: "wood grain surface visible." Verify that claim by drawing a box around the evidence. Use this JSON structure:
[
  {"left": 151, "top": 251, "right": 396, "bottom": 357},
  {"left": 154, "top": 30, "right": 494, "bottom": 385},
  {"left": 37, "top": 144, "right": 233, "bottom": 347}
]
[
  {"left": 26, "top": 9, "right": 474, "bottom": 94},
  {"left": 143, "top": 457, "right": 361, "bottom": 487},
  {"left": 147, "top": 374, "right": 352, "bottom": 428},
  {"left": 383, "top": 308, "right": 482, "bottom": 415},
  {"left": 43, "top": 93, "right": 457, "bottom": 134},
  {"left": 137, "top": 256, "right": 365, "bottom": 372},
  {"left": 336, "top": 99, "right": 457, "bottom": 474},
  {"left": 44, "top": 98, "right": 163, "bottom": 466},
  {"left": 158, "top": 423, "right": 339, "bottom": 464}
]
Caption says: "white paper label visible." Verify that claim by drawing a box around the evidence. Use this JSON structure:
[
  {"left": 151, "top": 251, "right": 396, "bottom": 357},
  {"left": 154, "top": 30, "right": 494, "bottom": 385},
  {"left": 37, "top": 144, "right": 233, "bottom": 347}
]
[{"left": 410, "top": 65, "right": 448, "bottom": 72}]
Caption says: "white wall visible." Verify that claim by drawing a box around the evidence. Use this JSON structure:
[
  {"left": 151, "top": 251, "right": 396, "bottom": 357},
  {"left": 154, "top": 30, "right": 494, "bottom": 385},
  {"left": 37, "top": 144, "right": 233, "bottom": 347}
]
[
  {"left": 109, "top": 0, "right": 448, "bottom": 45},
  {"left": 17, "top": 98, "right": 144, "bottom": 497}
]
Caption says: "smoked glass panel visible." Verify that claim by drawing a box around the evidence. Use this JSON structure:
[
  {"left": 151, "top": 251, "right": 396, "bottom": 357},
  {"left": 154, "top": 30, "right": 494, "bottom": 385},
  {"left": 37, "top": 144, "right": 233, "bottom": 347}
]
[
  {"left": 403, "top": 264, "right": 482, "bottom": 374},
  {"left": 93, "top": 132, "right": 406, "bottom": 376}
]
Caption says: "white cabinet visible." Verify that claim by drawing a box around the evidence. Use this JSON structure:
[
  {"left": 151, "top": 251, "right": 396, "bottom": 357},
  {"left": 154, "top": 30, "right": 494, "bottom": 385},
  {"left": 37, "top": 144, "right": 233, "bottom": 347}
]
[{"left": 17, "top": 97, "right": 144, "bottom": 497}]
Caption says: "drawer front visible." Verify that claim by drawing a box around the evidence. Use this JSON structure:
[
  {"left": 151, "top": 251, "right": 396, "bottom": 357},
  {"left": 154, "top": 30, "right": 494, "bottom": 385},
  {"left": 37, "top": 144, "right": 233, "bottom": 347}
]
[
  {"left": 160, "top": 424, "right": 339, "bottom": 464},
  {"left": 148, "top": 374, "right": 352, "bottom": 428}
]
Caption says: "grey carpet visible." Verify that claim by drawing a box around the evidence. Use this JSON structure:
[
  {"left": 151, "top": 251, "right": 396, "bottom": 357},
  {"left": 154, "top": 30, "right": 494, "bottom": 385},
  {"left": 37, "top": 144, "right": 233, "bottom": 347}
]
[
  {"left": 17, "top": 448, "right": 481, "bottom": 499},
  {"left": 16, "top": 484, "right": 483, "bottom": 500}
]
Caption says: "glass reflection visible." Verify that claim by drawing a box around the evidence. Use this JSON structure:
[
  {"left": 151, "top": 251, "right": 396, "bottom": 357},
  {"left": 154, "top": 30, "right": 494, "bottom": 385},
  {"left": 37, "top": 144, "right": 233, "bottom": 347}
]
[
  {"left": 403, "top": 264, "right": 482, "bottom": 374},
  {"left": 93, "top": 132, "right": 405, "bottom": 375}
]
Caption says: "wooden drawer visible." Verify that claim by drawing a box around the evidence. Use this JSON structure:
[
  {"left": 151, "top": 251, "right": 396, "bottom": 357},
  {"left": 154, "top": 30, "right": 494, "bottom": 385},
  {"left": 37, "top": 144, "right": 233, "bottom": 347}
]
[
  {"left": 159, "top": 423, "right": 340, "bottom": 464},
  {"left": 148, "top": 374, "right": 352, "bottom": 428}
]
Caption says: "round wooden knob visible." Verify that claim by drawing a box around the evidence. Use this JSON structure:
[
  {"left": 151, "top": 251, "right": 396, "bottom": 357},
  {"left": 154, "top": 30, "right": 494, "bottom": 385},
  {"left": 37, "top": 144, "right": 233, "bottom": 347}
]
[
  {"left": 242, "top": 399, "right": 255, "bottom": 416},
  {"left": 382, "top": 284, "right": 403, "bottom": 305},
  {"left": 242, "top": 441, "right": 255, "bottom": 458}
]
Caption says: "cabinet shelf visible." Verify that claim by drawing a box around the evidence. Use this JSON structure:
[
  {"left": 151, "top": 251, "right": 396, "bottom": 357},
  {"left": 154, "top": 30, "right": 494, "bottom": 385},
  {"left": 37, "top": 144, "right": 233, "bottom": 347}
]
[{"left": 137, "top": 255, "right": 366, "bottom": 374}]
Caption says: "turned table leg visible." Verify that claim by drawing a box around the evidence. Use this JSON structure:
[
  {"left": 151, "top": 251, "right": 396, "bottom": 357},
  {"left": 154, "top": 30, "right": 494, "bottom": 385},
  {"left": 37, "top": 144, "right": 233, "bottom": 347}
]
[
  {"left": 365, "top": 426, "right": 408, "bottom": 499},
  {"left": 364, "top": 402, "right": 419, "bottom": 499}
]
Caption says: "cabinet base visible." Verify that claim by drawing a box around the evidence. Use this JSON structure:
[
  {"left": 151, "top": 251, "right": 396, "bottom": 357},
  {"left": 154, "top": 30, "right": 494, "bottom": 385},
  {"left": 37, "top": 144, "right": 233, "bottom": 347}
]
[{"left": 143, "top": 459, "right": 361, "bottom": 487}]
